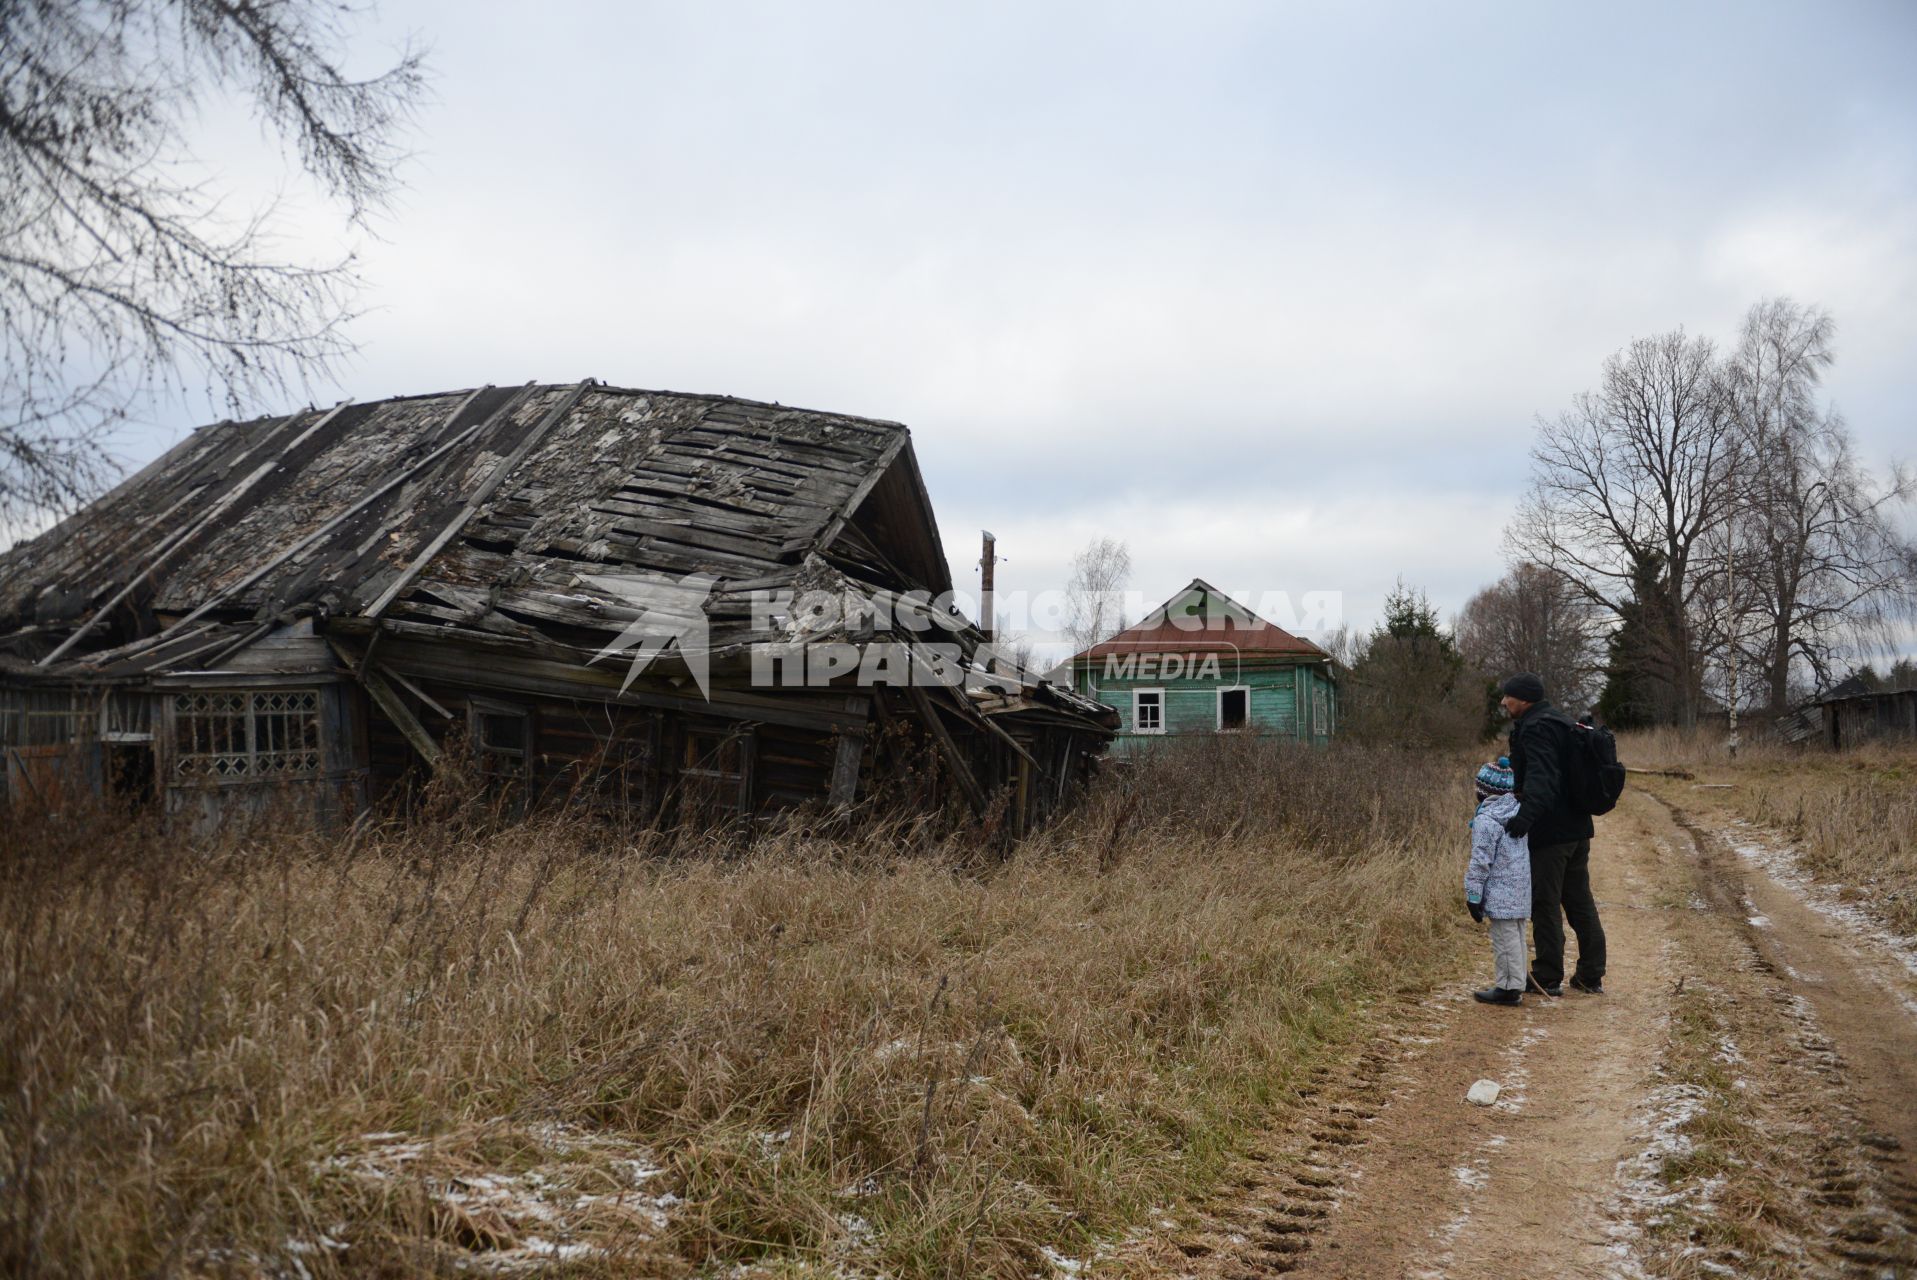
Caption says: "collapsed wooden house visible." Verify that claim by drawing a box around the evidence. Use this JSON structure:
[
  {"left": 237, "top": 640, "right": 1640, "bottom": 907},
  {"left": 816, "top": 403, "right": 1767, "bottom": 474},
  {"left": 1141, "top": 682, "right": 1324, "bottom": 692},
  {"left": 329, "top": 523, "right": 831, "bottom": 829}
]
[{"left": 0, "top": 382, "right": 1116, "bottom": 832}]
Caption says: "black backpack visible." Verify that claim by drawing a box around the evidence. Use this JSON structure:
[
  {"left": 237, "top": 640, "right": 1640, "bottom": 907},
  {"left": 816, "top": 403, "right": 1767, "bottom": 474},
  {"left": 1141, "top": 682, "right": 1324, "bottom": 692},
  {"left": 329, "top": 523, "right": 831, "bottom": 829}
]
[{"left": 1568, "top": 722, "right": 1627, "bottom": 816}]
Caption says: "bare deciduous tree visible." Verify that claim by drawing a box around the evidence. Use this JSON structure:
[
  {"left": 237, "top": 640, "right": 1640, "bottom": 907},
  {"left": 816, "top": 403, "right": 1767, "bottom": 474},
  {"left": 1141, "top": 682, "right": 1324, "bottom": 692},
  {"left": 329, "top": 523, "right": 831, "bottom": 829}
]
[
  {"left": 1063, "top": 537, "right": 1131, "bottom": 655},
  {"left": 1718, "top": 298, "right": 1917, "bottom": 710},
  {"left": 1508, "top": 329, "right": 1737, "bottom": 728},
  {"left": 0, "top": 0, "right": 427, "bottom": 528},
  {"left": 1457, "top": 562, "right": 1604, "bottom": 713}
]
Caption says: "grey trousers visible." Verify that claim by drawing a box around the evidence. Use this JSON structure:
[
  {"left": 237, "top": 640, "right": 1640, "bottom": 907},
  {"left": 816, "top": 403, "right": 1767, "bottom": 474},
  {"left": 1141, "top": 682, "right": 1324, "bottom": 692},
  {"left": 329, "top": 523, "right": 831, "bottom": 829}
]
[{"left": 1489, "top": 917, "right": 1527, "bottom": 991}]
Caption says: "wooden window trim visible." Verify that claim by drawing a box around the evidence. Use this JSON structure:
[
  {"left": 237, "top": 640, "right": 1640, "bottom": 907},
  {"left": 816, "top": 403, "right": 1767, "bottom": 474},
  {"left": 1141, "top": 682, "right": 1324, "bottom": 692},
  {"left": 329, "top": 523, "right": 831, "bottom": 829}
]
[
  {"left": 680, "top": 723, "right": 755, "bottom": 816},
  {"left": 468, "top": 697, "right": 533, "bottom": 786},
  {"left": 1216, "top": 684, "right": 1251, "bottom": 732},
  {"left": 1132, "top": 687, "right": 1165, "bottom": 735}
]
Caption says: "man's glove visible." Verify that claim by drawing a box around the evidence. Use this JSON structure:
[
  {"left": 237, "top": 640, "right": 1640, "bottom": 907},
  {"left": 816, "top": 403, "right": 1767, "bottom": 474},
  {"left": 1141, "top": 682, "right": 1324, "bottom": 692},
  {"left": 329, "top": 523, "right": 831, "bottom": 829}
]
[
  {"left": 1503, "top": 813, "right": 1532, "bottom": 838},
  {"left": 1466, "top": 895, "right": 1485, "bottom": 923}
]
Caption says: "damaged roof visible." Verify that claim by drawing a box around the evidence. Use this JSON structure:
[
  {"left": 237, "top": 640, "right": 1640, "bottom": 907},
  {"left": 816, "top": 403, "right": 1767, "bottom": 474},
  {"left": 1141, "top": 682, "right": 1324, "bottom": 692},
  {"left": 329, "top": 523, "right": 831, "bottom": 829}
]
[{"left": 0, "top": 382, "right": 959, "bottom": 674}]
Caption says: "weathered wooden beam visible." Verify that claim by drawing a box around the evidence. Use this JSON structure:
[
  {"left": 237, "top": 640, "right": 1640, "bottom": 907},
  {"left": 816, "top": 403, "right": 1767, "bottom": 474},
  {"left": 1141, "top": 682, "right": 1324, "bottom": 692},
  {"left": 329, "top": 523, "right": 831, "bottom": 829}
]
[
  {"left": 807, "top": 432, "right": 907, "bottom": 558},
  {"left": 325, "top": 636, "right": 440, "bottom": 768},
  {"left": 366, "top": 380, "right": 594, "bottom": 620},
  {"left": 361, "top": 663, "right": 444, "bottom": 769},
  {"left": 324, "top": 624, "right": 872, "bottom": 734},
  {"left": 40, "top": 402, "right": 354, "bottom": 666},
  {"left": 828, "top": 695, "right": 870, "bottom": 806},
  {"left": 147, "top": 386, "right": 498, "bottom": 640},
  {"left": 380, "top": 666, "right": 453, "bottom": 720},
  {"left": 908, "top": 685, "right": 988, "bottom": 816}
]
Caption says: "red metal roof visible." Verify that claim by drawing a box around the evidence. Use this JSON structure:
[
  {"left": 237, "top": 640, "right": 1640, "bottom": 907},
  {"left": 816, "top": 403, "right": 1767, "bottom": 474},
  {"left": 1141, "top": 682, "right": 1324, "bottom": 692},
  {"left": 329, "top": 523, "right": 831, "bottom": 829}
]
[{"left": 1079, "top": 579, "right": 1328, "bottom": 661}]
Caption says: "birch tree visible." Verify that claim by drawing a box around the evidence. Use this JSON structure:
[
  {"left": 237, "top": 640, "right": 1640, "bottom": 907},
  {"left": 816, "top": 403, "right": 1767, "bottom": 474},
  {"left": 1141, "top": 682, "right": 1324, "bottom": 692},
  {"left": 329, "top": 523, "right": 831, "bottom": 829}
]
[
  {"left": 1063, "top": 537, "right": 1131, "bottom": 655},
  {"left": 1719, "top": 299, "right": 1917, "bottom": 709}
]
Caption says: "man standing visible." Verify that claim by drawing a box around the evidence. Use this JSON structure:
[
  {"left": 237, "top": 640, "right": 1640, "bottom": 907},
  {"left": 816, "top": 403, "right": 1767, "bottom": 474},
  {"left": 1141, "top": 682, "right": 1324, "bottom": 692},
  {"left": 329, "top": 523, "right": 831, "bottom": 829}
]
[{"left": 1499, "top": 672, "right": 1606, "bottom": 996}]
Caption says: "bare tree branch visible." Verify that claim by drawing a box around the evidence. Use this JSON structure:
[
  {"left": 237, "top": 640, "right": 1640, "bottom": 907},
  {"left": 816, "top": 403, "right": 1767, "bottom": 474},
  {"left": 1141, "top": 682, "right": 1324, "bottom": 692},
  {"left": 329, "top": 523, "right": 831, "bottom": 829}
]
[{"left": 0, "top": 0, "right": 427, "bottom": 531}]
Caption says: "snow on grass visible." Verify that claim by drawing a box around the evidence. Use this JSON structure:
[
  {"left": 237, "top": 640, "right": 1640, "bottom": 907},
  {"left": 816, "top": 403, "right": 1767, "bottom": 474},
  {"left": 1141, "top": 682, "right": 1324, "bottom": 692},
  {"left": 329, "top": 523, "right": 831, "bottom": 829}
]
[
  {"left": 1727, "top": 821, "right": 1917, "bottom": 981},
  {"left": 1040, "top": 1244, "right": 1089, "bottom": 1276},
  {"left": 317, "top": 1121, "right": 676, "bottom": 1271},
  {"left": 1603, "top": 1079, "right": 1720, "bottom": 1274}
]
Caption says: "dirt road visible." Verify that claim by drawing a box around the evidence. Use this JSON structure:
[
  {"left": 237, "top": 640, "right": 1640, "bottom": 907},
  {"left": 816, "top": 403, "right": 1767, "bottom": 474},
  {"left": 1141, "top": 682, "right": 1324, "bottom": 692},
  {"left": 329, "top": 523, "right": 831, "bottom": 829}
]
[{"left": 1126, "top": 785, "right": 1917, "bottom": 1279}]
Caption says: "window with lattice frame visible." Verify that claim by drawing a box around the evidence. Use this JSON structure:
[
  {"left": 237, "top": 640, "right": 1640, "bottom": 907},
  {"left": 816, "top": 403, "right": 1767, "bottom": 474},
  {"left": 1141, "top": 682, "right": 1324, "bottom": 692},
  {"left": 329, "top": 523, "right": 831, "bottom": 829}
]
[
  {"left": 679, "top": 725, "right": 752, "bottom": 820},
  {"left": 173, "top": 689, "right": 322, "bottom": 780}
]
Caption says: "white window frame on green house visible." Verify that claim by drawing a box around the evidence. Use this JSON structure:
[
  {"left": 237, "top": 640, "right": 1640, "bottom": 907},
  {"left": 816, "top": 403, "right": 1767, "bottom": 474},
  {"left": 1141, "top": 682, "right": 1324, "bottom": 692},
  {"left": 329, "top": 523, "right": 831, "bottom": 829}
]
[
  {"left": 1216, "top": 684, "right": 1251, "bottom": 731},
  {"left": 1132, "top": 687, "right": 1165, "bottom": 734}
]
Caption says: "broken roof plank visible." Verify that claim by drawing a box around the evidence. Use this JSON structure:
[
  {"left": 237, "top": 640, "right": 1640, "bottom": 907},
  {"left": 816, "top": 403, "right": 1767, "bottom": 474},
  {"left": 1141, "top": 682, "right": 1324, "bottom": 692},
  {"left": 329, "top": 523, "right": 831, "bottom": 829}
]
[{"left": 364, "top": 382, "right": 591, "bottom": 620}]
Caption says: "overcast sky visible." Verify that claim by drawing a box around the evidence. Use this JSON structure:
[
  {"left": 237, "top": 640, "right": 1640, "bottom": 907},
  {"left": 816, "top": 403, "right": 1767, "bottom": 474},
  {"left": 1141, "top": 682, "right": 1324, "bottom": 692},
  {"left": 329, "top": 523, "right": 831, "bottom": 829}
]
[{"left": 120, "top": 0, "right": 1917, "bottom": 660}]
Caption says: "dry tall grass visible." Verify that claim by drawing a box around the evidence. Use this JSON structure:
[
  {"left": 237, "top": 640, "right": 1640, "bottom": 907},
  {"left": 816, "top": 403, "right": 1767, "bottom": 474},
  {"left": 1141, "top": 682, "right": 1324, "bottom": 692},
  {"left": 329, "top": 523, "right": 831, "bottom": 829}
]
[
  {"left": 2, "top": 739, "right": 1471, "bottom": 1278},
  {"left": 1620, "top": 728, "right": 1917, "bottom": 935}
]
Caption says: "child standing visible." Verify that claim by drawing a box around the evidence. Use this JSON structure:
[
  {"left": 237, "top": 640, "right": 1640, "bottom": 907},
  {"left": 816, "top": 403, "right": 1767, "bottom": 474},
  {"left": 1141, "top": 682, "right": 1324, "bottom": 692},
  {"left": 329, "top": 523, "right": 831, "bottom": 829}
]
[{"left": 1467, "top": 757, "right": 1531, "bottom": 1006}]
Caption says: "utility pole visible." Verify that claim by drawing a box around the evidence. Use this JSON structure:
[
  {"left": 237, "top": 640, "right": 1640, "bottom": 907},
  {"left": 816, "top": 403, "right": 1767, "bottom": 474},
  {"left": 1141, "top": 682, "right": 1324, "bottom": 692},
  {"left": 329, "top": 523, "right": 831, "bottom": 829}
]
[{"left": 980, "top": 530, "right": 997, "bottom": 642}]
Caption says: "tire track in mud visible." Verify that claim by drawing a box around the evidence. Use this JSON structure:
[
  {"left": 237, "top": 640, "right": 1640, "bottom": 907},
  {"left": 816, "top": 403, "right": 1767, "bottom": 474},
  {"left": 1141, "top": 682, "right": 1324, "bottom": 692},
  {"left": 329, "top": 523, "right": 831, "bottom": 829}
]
[
  {"left": 1647, "top": 794, "right": 1917, "bottom": 1276},
  {"left": 1180, "top": 996, "right": 1449, "bottom": 1280},
  {"left": 1143, "top": 993, "right": 1463, "bottom": 1278}
]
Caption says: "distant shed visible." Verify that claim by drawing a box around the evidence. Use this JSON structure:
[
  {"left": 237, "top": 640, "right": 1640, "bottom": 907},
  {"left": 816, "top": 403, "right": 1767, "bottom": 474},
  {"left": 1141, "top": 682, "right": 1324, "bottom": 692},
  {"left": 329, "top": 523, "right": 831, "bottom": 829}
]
[{"left": 1816, "top": 687, "right": 1917, "bottom": 751}]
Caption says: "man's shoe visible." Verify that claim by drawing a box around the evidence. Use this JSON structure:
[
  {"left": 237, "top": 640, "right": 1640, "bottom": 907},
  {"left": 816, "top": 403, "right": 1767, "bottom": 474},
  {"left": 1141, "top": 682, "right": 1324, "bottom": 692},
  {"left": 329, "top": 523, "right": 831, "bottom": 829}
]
[
  {"left": 1473, "top": 986, "right": 1523, "bottom": 1006},
  {"left": 1526, "top": 973, "right": 1562, "bottom": 998},
  {"left": 1569, "top": 975, "right": 1605, "bottom": 995}
]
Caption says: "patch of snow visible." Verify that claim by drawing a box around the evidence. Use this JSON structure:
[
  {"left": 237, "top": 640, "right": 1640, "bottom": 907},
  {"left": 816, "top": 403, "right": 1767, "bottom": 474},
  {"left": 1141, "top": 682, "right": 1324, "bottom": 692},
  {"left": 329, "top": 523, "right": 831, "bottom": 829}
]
[
  {"left": 1452, "top": 1164, "right": 1488, "bottom": 1190},
  {"left": 1727, "top": 823, "right": 1917, "bottom": 981},
  {"left": 1040, "top": 1244, "right": 1089, "bottom": 1276},
  {"left": 873, "top": 1037, "right": 914, "bottom": 1063},
  {"left": 1492, "top": 1024, "right": 1549, "bottom": 1113},
  {"left": 518, "top": 1238, "right": 597, "bottom": 1262},
  {"left": 1604, "top": 1080, "right": 1715, "bottom": 1272},
  {"left": 320, "top": 1123, "right": 677, "bottom": 1266}
]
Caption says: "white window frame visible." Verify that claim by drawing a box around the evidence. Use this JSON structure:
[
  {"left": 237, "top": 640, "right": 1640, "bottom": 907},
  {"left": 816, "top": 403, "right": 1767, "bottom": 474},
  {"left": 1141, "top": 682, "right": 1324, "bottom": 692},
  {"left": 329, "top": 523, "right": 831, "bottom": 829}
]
[
  {"left": 1132, "top": 687, "right": 1166, "bottom": 735},
  {"left": 1216, "top": 684, "right": 1251, "bottom": 732}
]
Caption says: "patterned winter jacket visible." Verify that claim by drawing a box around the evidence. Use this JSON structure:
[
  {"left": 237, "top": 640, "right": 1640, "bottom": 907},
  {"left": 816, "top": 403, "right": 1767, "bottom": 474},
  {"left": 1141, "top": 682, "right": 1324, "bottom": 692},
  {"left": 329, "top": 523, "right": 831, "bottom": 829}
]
[{"left": 1467, "top": 793, "right": 1532, "bottom": 920}]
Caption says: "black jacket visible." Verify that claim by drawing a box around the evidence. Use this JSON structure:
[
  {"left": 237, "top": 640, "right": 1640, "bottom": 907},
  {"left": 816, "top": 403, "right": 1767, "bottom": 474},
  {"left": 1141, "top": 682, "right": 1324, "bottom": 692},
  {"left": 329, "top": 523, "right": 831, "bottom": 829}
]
[{"left": 1507, "top": 700, "right": 1595, "bottom": 847}]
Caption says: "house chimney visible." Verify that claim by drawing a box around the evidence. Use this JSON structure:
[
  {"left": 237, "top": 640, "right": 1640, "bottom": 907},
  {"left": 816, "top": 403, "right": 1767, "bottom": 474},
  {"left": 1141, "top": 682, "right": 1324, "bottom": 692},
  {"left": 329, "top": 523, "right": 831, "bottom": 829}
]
[{"left": 980, "top": 530, "right": 997, "bottom": 641}]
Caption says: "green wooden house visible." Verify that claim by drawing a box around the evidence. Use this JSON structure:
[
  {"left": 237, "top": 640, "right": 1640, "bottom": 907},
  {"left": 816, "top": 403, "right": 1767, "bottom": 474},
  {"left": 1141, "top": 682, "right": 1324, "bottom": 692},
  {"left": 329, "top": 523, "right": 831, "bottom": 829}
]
[{"left": 1065, "top": 579, "right": 1338, "bottom": 753}]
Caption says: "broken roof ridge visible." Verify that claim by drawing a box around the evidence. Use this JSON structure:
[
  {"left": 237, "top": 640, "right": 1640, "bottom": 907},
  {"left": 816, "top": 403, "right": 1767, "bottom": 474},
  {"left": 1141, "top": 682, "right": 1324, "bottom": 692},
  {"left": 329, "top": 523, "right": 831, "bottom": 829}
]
[
  {"left": 587, "top": 382, "right": 910, "bottom": 432},
  {"left": 181, "top": 382, "right": 914, "bottom": 439}
]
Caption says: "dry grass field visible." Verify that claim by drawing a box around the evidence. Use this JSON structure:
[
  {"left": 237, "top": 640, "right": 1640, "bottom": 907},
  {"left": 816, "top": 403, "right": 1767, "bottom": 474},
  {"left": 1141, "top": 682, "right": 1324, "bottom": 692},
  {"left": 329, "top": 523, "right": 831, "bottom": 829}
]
[
  {"left": 1620, "top": 728, "right": 1917, "bottom": 935},
  {"left": 0, "top": 739, "right": 1472, "bottom": 1279}
]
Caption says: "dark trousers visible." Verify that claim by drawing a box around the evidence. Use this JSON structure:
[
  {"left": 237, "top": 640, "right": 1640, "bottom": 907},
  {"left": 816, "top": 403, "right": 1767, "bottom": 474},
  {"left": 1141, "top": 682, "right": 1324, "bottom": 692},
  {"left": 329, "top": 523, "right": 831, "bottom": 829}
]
[{"left": 1529, "top": 839, "right": 1605, "bottom": 988}]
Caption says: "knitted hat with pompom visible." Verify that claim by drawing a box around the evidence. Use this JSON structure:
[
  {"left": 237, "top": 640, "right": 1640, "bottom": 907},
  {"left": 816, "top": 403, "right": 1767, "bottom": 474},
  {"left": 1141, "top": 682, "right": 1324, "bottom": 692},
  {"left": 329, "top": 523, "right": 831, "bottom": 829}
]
[{"left": 1474, "top": 756, "right": 1515, "bottom": 800}]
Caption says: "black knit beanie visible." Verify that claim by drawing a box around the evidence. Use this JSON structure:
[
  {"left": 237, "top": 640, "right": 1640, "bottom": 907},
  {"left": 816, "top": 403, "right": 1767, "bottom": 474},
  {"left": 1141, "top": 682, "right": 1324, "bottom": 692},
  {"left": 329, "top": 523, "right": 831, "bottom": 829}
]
[{"left": 1501, "top": 672, "right": 1545, "bottom": 703}]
